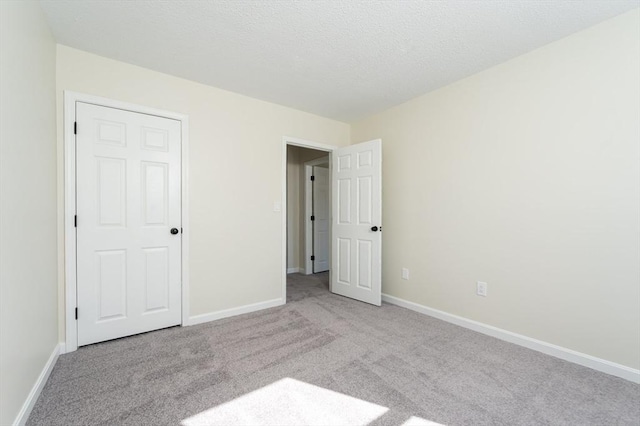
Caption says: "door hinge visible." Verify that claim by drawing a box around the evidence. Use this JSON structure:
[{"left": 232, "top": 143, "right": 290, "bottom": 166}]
[
  {"left": 181, "top": 227, "right": 183, "bottom": 233},
  {"left": 310, "top": 175, "right": 315, "bottom": 181},
  {"left": 75, "top": 307, "right": 78, "bottom": 320},
  {"left": 74, "top": 122, "right": 77, "bottom": 135},
  {"left": 311, "top": 215, "right": 315, "bottom": 221},
  {"left": 311, "top": 255, "right": 315, "bottom": 261},
  {"left": 74, "top": 215, "right": 77, "bottom": 227}
]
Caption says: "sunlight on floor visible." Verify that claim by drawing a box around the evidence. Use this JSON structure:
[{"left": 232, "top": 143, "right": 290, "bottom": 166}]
[
  {"left": 401, "top": 415, "right": 445, "bottom": 426},
  {"left": 181, "top": 378, "right": 443, "bottom": 426},
  {"left": 181, "top": 378, "right": 386, "bottom": 425}
]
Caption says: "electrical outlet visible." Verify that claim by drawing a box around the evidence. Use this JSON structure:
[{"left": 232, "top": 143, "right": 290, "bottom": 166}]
[
  {"left": 401, "top": 268, "right": 410, "bottom": 280},
  {"left": 476, "top": 281, "right": 488, "bottom": 297}
]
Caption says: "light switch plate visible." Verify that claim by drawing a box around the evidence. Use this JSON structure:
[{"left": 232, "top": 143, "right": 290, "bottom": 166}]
[
  {"left": 402, "top": 268, "right": 409, "bottom": 280},
  {"left": 477, "top": 281, "right": 488, "bottom": 297}
]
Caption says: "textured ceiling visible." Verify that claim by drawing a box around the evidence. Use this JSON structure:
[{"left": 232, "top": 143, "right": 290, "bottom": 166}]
[{"left": 39, "top": 1, "right": 639, "bottom": 122}]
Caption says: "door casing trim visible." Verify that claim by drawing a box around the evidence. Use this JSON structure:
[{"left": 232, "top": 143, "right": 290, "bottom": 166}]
[{"left": 64, "top": 91, "right": 190, "bottom": 352}]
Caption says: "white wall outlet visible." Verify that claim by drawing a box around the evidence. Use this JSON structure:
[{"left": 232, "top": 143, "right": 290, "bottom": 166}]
[
  {"left": 273, "top": 201, "right": 281, "bottom": 212},
  {"left": 401, "top": 268, "right": 410, "bottom": 280},
  {"left": 477, "top": 281, "right": 488, "bottom": 297}
]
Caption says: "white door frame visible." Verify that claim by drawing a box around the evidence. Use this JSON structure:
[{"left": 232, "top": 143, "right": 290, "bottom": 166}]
[
  {"left": 304, "top": 157, "right": 329, "bottom": 275},
  {"left": 281, "top": 137, "right": 336, "bottom": 302},
  {"left": 64, "top": 91, "right": 190, "bottom": 353}
]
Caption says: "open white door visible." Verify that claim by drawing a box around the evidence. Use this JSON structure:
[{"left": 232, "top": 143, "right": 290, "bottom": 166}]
[
  {"left": 331, "top": 139, "right": 381, "bottom": 306},
  {"left": 312, "top": 166, "right": 330, "bottom": 273}
]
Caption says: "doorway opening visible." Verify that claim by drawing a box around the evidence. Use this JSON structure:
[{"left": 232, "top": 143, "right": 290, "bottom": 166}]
[
  {"left": 282, "top": 138, "right": 336, "bottom": 303},
  {"left": 286, "top": 145, "right": 330, "bottom": 273}
]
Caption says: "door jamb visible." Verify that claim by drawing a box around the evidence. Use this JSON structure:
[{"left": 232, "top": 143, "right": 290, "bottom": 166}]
[
  {"left": 282, "top": 137, "right": 336, "bottom": 303},
  {"left": 64, "top": 91, "right": 190, "bottom": 353},
  {"left": 304, "top": 157, "right": 329, "bottom": 275}
]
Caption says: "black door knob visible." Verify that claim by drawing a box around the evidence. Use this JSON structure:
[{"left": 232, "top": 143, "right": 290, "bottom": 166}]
[
  {"left": 371, "top": 226, "right": 379, "bottom": 232},
  {"left": 170, "top": 228, "right": 179, "bottom": 235}
]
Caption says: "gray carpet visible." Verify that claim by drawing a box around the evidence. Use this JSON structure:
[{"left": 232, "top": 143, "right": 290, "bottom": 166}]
[{"left": 27, "top": 272, "right": 639, "bottom": 425}]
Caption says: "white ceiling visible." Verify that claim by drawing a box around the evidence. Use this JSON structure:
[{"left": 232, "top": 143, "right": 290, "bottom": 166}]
[{"left": 40, "top": 1, "right": 638, "bottom": 122}]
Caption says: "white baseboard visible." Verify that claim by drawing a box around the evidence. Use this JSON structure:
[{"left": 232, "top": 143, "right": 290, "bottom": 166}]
[
  {"left": 13, "top": 342, "right": 63, "bottom": 426},
  {"left": 382, "top": 294, "right": 640, "bottom": 384},
  {"left": 287, "top": 267, "right": 303, "bottom": 274},
  {"left": 186, "top": 298, "right": 284, "bottom": 326}
]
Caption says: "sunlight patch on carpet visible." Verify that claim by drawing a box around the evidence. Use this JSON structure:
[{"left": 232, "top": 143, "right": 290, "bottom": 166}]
[
  {"left": 401, "top": 415, "right": 445, "bottom": 425},
  {"left": 181, "top": 378, "right": 389, "bottom": 426}
]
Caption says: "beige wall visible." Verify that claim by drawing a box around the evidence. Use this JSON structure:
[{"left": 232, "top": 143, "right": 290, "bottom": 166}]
[
  {"left": 0, "top": 2, "right": 58, "bottom": 424},
  {"left": 286, "top": 145, "right": 328, "bottom": 271},
  {"left": 352, "top": 10, "right": 640, "bottom": 369},
  {"left": 56, "top": 45, "right": 350, "bottom": 337}
]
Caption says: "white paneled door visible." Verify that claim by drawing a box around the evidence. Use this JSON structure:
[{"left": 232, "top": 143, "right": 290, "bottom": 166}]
[
  {"left": 312, "top": 166, "right": 330, "bottom": 273},
  {"left": 331, "top": 139, "right": 382, "bottom": 306},
  {"left": 76, "top": 102, "right": 182, "bottom": 346}
]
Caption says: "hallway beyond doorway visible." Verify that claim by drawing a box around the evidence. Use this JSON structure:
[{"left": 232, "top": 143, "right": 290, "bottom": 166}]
[{"left": 286, "top": 272, "right": 329, "bottom": 303}]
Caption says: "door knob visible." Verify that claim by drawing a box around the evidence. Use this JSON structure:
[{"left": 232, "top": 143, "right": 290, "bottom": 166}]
[
  {"left": 371, "top": 226, "right": 379, "bottom": 232},
  {"left": 170, "top": 228, "right": 179, "bottom": 235}
]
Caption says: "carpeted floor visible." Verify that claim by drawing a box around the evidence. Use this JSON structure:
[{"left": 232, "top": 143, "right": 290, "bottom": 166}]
[{"left": 28, "top": 272, "right": 639, "bottom": 425}]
